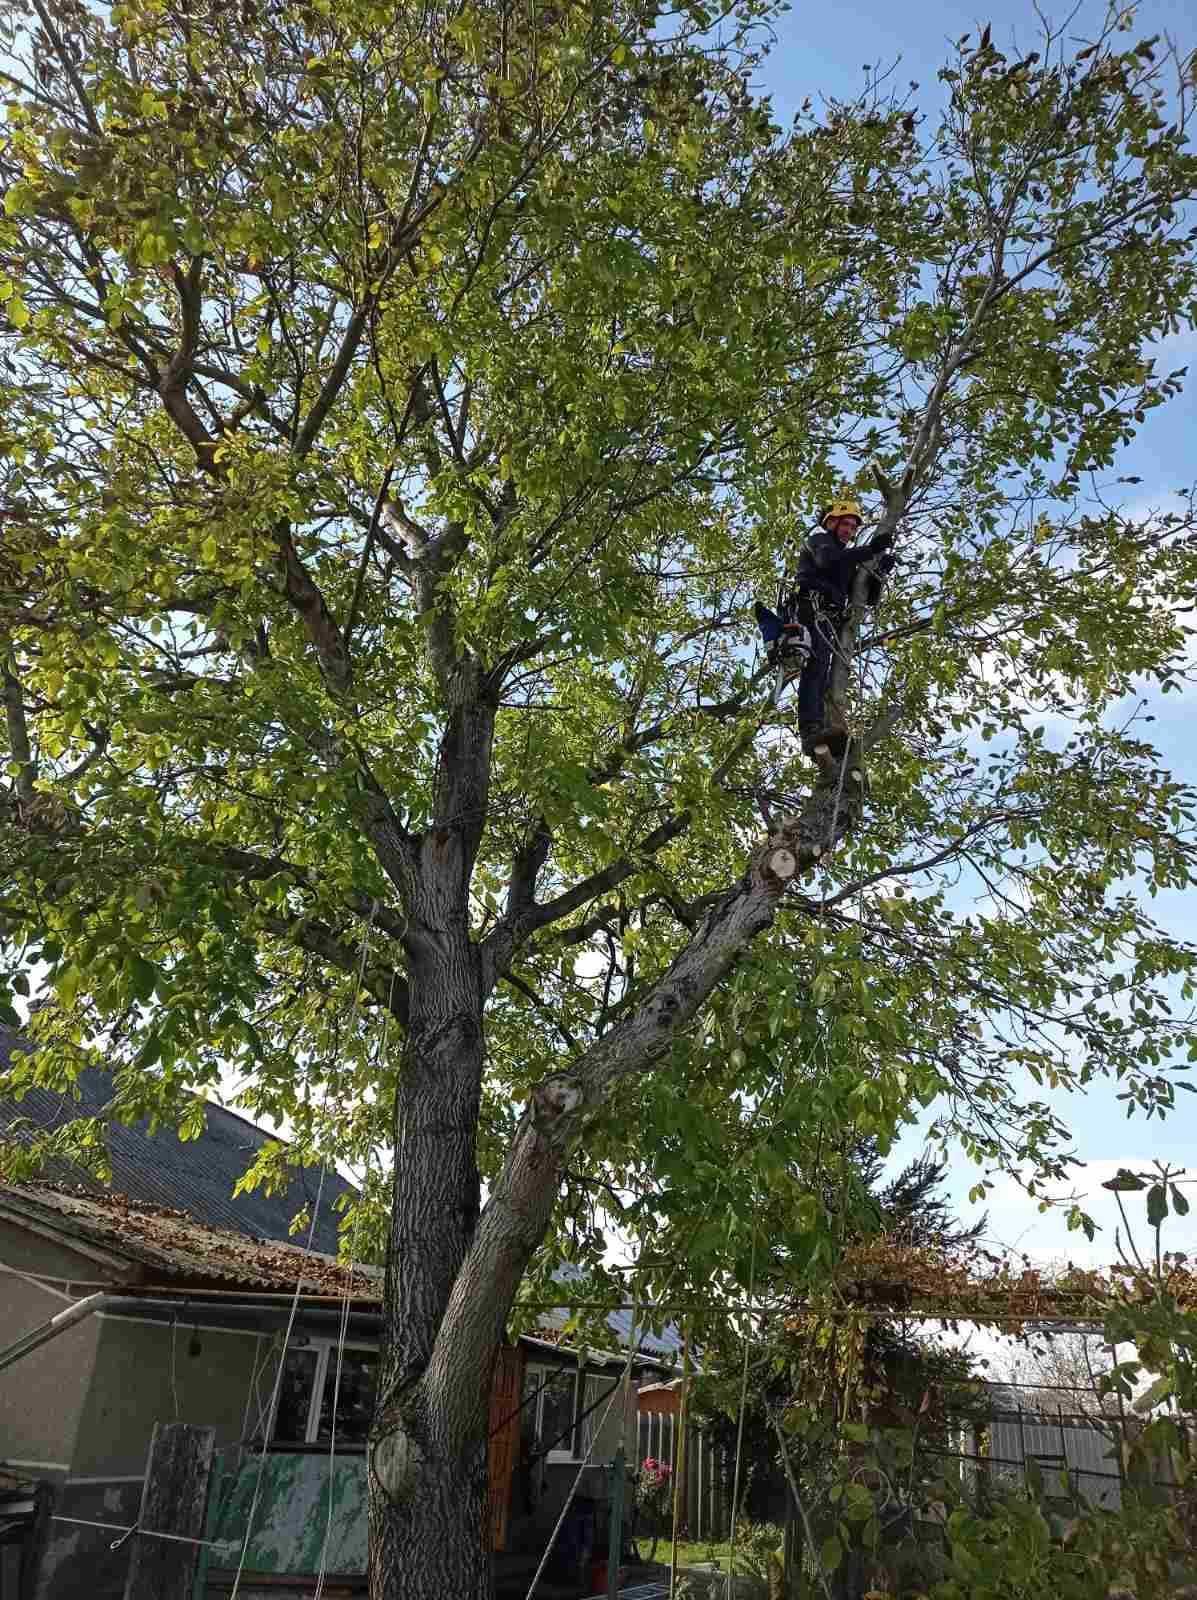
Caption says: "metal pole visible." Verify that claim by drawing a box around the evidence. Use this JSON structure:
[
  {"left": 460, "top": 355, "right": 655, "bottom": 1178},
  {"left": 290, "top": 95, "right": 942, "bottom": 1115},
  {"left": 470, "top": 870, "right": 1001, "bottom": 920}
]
[
  {"left": 0, "top": 1291, "right": 110, "bottom": 1374},
  {"left": 691, "top": 1433, "right": 700, "bottom": 1542},
  {"left": 669, "top": 1329, "right": 690, "bottom": 1600},
  {"left": 607, "top": 1447, "right": 625, "bottom": 1600},
  {"left": 1018, "top": 1407, "right": 1027, "bottom": 1491}
]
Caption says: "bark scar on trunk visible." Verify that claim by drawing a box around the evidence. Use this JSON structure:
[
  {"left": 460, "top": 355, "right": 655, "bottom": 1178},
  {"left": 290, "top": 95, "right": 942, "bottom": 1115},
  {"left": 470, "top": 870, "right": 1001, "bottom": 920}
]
[{"left": 531, "top": 1074, "right": 584, "bottom": 1127}]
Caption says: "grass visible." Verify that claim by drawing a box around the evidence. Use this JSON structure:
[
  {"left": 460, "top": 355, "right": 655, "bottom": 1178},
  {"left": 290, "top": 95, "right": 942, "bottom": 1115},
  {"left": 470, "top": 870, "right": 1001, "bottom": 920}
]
[{"left": 636, "top": 1537, "right": 763, "bottom": 1571}]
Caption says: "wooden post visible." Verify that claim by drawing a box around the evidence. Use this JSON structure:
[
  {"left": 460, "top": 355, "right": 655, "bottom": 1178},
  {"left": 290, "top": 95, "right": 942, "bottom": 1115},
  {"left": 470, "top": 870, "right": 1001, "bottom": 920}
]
[{"left": 123, "top": 1423, "right": 216, "bottom": 1600}]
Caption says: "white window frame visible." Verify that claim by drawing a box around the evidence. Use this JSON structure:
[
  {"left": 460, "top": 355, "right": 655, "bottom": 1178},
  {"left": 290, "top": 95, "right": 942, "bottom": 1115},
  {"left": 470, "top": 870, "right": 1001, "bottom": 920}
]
[
  {"left": 523, "top": 1362, "right": 581, "bottom": 1462},
  {"left": 273, "top": 1337, "right": 379, "bottom": 1445},
  {"left": 577, "top": 1371, "right": 621, "bottom": 1463}
]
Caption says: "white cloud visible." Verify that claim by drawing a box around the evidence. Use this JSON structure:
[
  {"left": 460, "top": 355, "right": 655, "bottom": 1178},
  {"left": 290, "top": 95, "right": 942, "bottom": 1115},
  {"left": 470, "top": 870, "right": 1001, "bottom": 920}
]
[{"left": 964, "top": 1157, "right": 1197, "bottom": 1272}]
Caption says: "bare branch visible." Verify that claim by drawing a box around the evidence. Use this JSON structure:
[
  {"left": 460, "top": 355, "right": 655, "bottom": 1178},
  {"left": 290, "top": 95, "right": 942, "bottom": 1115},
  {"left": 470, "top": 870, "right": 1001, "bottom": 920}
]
[
  {"left": 480, "top": 811, "right": 691, "bottom": 995},
  {"left": 500, "top": 969, "right": 579, "bottom": 1053}
]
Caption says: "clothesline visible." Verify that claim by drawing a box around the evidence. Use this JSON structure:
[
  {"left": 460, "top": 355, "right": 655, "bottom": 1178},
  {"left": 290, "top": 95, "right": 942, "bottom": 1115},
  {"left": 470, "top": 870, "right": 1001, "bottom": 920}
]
[{"left": 49, "top": 1513, "right": 235, "bottom": 1553}]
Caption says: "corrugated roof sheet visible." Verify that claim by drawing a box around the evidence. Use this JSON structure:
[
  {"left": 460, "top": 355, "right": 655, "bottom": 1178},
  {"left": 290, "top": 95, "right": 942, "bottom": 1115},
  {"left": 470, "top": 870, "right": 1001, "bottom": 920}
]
[
  {"left": 0, "top": 1026, "right": 355, "bottom": 1254},
  {"left": 0, "top": 1180, "right": 382, "bottom": 1296},
  {"left": 0, "top": 1182, "right": 679, "bottom": 1362}
]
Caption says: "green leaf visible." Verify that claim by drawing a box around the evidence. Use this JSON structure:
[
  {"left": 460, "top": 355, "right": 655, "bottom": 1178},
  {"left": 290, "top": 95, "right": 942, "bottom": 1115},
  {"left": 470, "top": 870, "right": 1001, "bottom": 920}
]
[
  {"left": 1103, "top": 1169, "right": 1147, "bottom": 1192},
  {"left": 127, "top": 956, "right": 158, "bottom": 1005},
  {"left": 3, "top": 183, "right": 36, "bottom": 218},
  {"left": 1146, "top": 1182, "right": 1168, "bottom": 1228},
  {"left": 0, "top": 8, "right": 1195, "bottom": 1510},
  {"left": 794, "top": 1193, "right": 819, "bottom": 1233},
  {"left": 819, "top": 1535, "right": 843, "bottom": 1572}
]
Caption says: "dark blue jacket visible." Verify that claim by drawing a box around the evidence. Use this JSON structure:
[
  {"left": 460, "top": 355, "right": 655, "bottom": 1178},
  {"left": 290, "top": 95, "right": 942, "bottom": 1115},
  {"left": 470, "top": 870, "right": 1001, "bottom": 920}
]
[{"left": 792, "top": 527, "right": 892, "bottom": 608}]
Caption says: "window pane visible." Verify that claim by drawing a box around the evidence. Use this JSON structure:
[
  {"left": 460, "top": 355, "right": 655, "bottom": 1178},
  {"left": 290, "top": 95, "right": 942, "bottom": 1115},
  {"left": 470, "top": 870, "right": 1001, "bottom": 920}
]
[
  {"left": 273, "top": 1347, "right": 318, "bottom": 1443},
  {"left": 539, "top": 1369, "right": 579, "bottom": 1457},
  {"left": 522, "top": 1365, "right": 546, "bottom": 1455},
  {"left": 579, "top": 1375, "right": 619, "bottom": 1462},
  {"left": 314, "top": 1348, "right": 379, "bottom": 1446}
]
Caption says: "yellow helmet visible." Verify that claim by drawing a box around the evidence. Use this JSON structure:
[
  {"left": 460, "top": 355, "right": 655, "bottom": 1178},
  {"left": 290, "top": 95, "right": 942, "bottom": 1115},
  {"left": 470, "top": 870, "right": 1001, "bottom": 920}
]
[{"left": 823, "top": 498, "right": 863, "bottom": 527}]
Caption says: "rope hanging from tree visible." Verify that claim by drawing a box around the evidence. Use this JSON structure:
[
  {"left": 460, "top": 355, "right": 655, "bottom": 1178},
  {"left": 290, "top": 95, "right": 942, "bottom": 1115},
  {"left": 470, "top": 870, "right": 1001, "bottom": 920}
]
[
  {"left": 723, "top": 1230, "right": 756, "bottom": 1600},
  {"left": 229, "top": 901, "right": 379, "bottom": 1600}
]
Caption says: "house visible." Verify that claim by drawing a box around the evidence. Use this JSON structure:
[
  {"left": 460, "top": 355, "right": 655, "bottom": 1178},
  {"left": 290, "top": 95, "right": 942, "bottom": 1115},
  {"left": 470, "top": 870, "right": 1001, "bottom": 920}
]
[
  {"left": 0, "top": 1181, "right": 684, "bottom": 1599},
  {"left": 0, "top": 1024, "right": 356, "bottom": 1255}
]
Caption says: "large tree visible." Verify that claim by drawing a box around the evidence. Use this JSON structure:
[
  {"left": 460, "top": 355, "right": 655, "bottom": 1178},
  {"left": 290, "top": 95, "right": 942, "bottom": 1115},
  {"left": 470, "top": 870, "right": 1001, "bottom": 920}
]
[{"left": 2, "top": 0, "right": 1197, "bottom": 1592}]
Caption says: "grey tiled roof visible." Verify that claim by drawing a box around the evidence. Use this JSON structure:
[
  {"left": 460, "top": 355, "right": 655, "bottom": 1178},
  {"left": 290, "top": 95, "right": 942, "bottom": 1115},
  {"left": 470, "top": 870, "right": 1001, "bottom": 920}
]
[{"left": 0, "top": 1026, "right": 355, "bottom": 1255}]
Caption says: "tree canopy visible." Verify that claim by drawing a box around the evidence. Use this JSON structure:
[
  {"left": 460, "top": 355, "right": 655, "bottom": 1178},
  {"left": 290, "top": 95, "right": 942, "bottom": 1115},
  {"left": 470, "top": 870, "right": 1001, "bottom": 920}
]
[{"left": 1, "top": 3, "right": 1197, "bottom": 1564}]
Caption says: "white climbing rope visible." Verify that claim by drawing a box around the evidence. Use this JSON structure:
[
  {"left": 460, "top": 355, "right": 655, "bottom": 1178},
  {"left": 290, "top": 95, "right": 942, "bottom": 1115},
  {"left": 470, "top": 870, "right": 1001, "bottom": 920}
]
[
  {"left": 724, "top": 1231, "right": 757, "bottom": 1600},
  {"left": 229, "top": 900, "right": 379, "bottom": 1600},
  {"left": 313, "top": 970, "right": 397, "bottom": 1598}
]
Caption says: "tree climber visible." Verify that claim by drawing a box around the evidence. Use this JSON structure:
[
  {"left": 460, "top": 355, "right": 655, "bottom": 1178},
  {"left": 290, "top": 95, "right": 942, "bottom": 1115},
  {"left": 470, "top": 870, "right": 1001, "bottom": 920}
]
[{"left": 755, "top": 498, "right": 894, "bottom": 760}]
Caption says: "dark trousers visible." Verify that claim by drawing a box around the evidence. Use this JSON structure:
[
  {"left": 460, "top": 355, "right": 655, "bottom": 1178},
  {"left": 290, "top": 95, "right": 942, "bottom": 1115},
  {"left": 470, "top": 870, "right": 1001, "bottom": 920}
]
[{"left": 797, "top": 605, "right": 843, "bottom": 730}]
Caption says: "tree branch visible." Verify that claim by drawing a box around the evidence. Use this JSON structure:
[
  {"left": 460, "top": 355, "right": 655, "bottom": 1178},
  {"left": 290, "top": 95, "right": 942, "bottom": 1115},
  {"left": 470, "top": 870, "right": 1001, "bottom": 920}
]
[
  {"left": 187, "top": 840, "right": 411, "bottom": 944},
  {"left": 258, "top": 910, "right": 410, "bottom": 1022},
  {"left": 274, "top": 522, "right": 354, "bottom": 697},
  {"left": 0, "top": 635, "right": 36, "bottom": 804},
  {"left": 479, "top": 811, "right": 691, "bottom": 996},
  {"left": 500, "top": 969, "right": 579, "bottom": 1053}
]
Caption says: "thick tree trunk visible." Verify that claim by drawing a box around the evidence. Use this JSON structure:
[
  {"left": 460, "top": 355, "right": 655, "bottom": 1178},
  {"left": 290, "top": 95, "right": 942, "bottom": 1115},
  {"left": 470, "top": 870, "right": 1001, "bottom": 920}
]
[
  {"left": 362, "top": 662, "right": 869, "bottom": 1597},
  {"left": 369, "top": 1442, "right": 491, "bottom": 1600},
  {"left": 368, "top": 905, "right": 493, "bottom": 1600}
]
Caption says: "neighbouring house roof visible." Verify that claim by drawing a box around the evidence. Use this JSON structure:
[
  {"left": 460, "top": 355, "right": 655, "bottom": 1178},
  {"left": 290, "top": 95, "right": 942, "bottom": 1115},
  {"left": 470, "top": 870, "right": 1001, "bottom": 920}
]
[
  {"left": 0, "top": 1026, "right": 355, "bottom": 1254},
  {"left": 537, "top": 1266, "right": 685, "bottom": 1359}
]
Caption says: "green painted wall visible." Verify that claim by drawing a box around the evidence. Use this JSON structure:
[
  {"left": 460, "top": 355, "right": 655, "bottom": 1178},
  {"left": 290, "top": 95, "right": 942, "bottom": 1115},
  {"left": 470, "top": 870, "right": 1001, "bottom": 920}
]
[{"left": 208, "top": 1452, "right": 368, "bottom": 1574}]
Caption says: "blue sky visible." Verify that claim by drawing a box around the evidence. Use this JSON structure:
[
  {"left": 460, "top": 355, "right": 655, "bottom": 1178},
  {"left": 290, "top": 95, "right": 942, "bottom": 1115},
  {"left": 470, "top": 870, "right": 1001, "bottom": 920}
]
[{"left": 750, "top": 0, "right": 1197, "bottom": 1266}]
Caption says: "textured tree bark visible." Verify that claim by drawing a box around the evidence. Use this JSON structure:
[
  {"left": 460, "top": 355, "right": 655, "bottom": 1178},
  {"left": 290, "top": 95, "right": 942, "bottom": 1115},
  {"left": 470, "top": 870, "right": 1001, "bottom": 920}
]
[
  {"left": 369, "top": 1434, "right": 491, "bottom": 1600},
  {"left": 368, "top": 857, "right": 495, "bottom": 1600}
]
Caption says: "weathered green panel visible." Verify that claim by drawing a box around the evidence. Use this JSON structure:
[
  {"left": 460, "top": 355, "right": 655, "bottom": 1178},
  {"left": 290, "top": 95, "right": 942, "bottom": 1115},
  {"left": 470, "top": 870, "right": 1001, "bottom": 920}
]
[{"left": 208, "top": 1452, "right": 368, "bottom": 1574}]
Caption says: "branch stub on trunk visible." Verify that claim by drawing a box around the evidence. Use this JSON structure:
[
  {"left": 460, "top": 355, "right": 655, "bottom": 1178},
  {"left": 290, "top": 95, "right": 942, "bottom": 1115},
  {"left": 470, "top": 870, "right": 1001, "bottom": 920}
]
[{"left": 371, "top": 1421, "right": 426, "bottom": 1506}]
